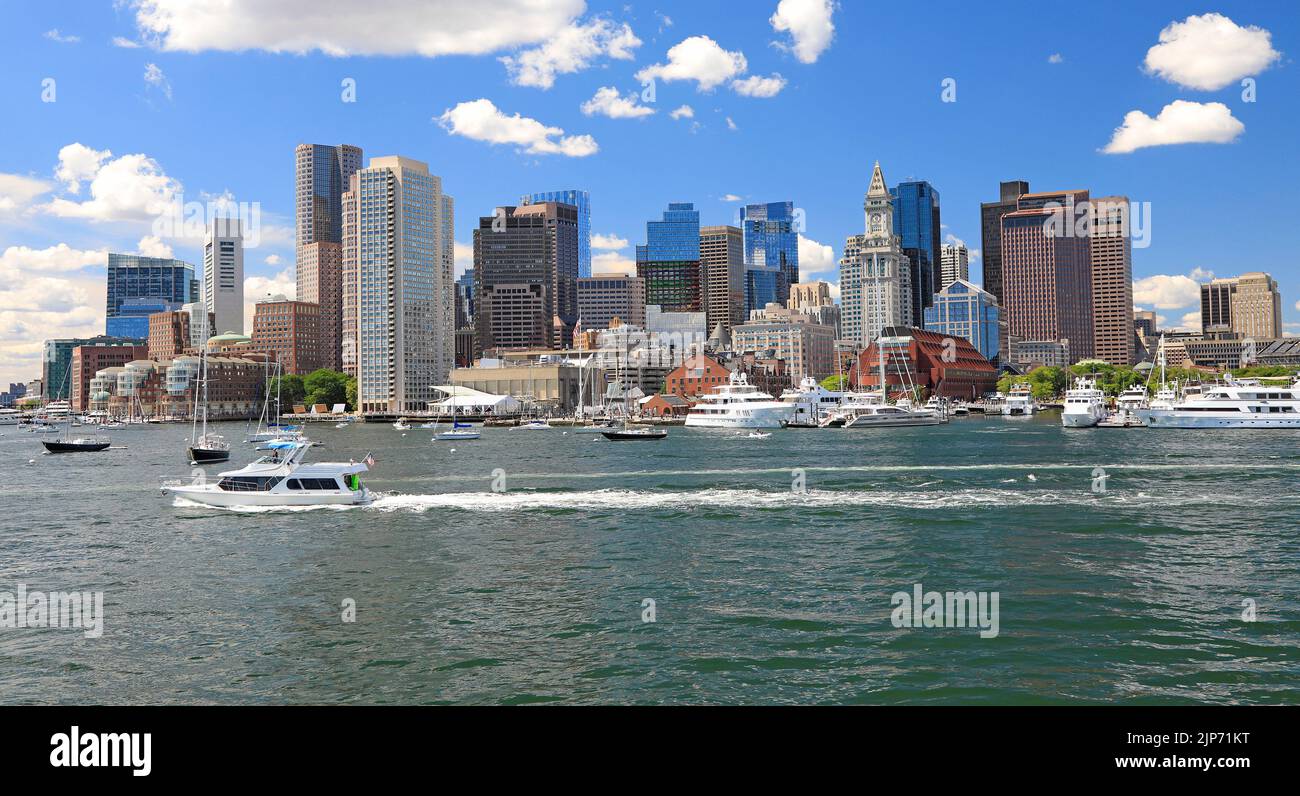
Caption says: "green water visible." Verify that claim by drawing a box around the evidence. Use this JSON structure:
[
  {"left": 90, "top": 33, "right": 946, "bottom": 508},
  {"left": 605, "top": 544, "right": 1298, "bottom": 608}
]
[{"left": 2, "top": 413, "right": 1297, "bottom": 704}]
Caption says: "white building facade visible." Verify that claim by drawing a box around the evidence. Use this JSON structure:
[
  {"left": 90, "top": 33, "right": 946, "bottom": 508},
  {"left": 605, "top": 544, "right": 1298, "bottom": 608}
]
[
  {"left": 839, "top": 162, "right": 913, "bottom": 346},
  {"left": 203, "top": 218, "right": 244, "bottom": 336}
]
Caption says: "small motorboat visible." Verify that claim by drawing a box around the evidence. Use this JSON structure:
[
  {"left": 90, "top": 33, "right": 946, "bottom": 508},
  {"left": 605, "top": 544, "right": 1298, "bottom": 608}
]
[
  {"left": 392, "top": 419, "right": 412, "bottom": 431},
  {"left": 99, "top": 421, "right": 126, "bottom": 430},
  {"left": 43, "top": 436, "right": 111, "bottom": 453},
  {"left": 518, "top": 419, "right": 551, "bottom": 430},
  {"left": 335, "top": 421, "right": 350, "bottom": 429},
  {"left": 746, "top": 431, "right": 772, "bottom": 439},
  {"left": 162, "top": 441, "right": 373, "bottom": 508}
]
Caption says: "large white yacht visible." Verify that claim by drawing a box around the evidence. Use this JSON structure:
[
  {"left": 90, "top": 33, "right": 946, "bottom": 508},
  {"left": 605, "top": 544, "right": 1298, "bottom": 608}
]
[
  {"left": 842, "top": 398, "right": 944, "bottom": 428},
  {"left": 1061, "top": 377, "right": 1108, "bottom": 428},
  {"left": 1002, "top": 384, "right": 1035, "bottom": 416},
  {"left": 1148, "top": 376, "right": 1300, "bottom": 429},
  {"left": 685, "top": 372, "right": 794, "bottom": 429},
  {"left": 780, "top": 377, "right": 844, "bottom": 427},
  {"left": 162, "top": 441, "right": 373, "bottom": 507},
  {"left": 0, "top": 407, "right": 20, "bottom": 426}
]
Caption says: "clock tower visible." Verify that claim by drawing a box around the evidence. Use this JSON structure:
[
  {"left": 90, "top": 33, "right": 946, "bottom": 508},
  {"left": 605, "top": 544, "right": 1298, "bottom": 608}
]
[
  {"left": 864, "top": 160, "right": 896, "bottom": 243},
  {"left": 838, "top": 160, "right": 913, "bottom": 345}
]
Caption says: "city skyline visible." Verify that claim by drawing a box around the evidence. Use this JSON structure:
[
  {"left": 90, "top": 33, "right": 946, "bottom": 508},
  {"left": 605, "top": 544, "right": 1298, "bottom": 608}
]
[{"left": 1, "top": 1, "right": 1297, "bottom": 385}]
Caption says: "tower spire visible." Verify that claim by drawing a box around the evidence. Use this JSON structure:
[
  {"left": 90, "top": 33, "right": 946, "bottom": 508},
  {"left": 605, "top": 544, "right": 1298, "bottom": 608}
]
[{"left": 867, "top": 160, "right": 888, "bottom": 199}]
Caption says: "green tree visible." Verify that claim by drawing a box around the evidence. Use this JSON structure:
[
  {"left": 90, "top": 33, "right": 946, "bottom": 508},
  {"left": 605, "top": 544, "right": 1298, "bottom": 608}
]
[
  {"left": 345, "top": 376, "right": 357, "bottom": 411},
  {"left": 266, "top": 374, "right": 306, "bottom": 407},
  {"left": 303, "top": 368, "right": 350, "bottom": 407},
  {"left": 821, "top": 374, "right": 848, "bottom": 391}
]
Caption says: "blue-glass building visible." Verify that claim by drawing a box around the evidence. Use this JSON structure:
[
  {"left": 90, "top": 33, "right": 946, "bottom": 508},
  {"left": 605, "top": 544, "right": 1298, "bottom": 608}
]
[
  {"left": 106, "top": 253, "right": 198, "bottom": 337},
  {"left": 636, "top": 202, "right": 701, "bottom": 313},
  {"left": 739, "top": 202, "right": 798, "bottom": 310},
  {"left": 923, "top": 279, "right": 1000, "bottom": 364},
  {"left": 890, "top": 181, "right": 942, "bottom": 327},
  {"left": 523, "top": 189, "right": 591, "bottom": 277}
]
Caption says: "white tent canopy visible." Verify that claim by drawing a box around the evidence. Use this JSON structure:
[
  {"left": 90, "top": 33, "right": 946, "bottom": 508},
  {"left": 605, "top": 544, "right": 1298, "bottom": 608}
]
[{"left": 429, "top": 385, "right": 523, "bottom": 414}]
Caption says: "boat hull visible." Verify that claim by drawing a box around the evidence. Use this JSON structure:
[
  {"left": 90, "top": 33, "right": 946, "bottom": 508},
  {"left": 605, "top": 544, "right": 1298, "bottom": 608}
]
[
  {"left": 163, "top": 485, "right": 373, "bottom": 508},
  {"left": 601, "top": 429, "right": 668, "bottom": 440},
  {"left": 1062, "top": 410, "right": 1105, "bottom": 428},
  {"left": 1148, "top": 412, "right": 1300, "bottom": 429},
  {"left": 189, "top": 446, "right": 231, "bottom": 463},
  {"left": 42, "top": 440, "right": 111, "bottom": 453},
  {"left": 433, "top": 431, "right": 481, "bottom": 441},
  {"left": 843, "top": 414, "right": 942, "bottom": 428},
  {"left": 685, "top": 406, "right": 792, "bottom": 429}
]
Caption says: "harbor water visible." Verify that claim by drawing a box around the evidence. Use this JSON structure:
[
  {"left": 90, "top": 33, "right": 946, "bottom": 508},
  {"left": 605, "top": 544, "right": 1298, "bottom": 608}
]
[{"left": 2, "top": 414, "right": 1297, "bottom": 704}]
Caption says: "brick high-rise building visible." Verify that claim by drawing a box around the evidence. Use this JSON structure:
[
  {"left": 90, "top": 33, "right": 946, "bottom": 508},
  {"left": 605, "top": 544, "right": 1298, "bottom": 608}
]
[
  {"left": 699, "top": 224, "right": 745, "bottom": 335},
  {"left": 147, "top": 307, "right": 211, "bottom": 361},
  {"left": 251, "top": 298, "right": 323, "bottom": 375},
  {"left": 297, "top": 241, "right": 343, "bottom": 370},
  {"left": 1089, "top": 196, "right": 1135, "bottom": 365},
  {"left": 979, "top": 180, "right": 1029, "bottom": 306},
  {"left": 70, "top": 342, "right": 149, "bottom": 411}
]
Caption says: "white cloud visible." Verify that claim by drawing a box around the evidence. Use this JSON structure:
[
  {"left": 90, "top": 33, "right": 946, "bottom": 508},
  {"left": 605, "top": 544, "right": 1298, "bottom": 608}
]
[
  {"left": 1132, "top": 272, "right": 1203, "bottom": 310},
  {"left": 581, "top": 86, "right": 654, "bottom": 119},
  {"left": 1176, "top": 311, "right": 1202, "bottom": 332},
  {"left": 144, "top": 63, "right": 172, "bottom": 100},
  {"left": 591, "top": 233, "right": 628, "bottom": 250},
  {"left": 731, "top": 73, "right": 787, "bottom": 98},
  {"left": 721, "top": 194, "right": 743, "bottom": 202},
  {"left": 437, "top": 99, "right": 598, "bottom": 158},
  {"left": 44, "top": 29, "right": 81, "bottom": 44},
  {"left": 1144, "top": 13, "right": 1281, "bottom": 91},
  {"left": 112, "top": 36, "right": 142, "bottom": 49},
  {"left": 798, "top": 234, "right": 835, "bottom": 274},
  {"left": 726, "top": 116, "right": 738, "bottom": 132},
  {"left": 44, "top": 144, "right": 182, "bottom": 222},
  {"left": 265, "top": 254, "right": 281, "bottom": 266},
  {"left": 0, "top": 173, "right": 54, "bottom": 215},
  {"left": 136, "top": 235, "right": 174, "bottom": 258},
  {"left": 501, "top": 18, "right": 641, "bottom": 89},
  {"left": 636, "top": 35, "right": 747, "bottom": 91},
  {"left": 1102, "top": 100, "right": 1244, "bottom": 154},
  {"left": 0, "top": 244, "right": 107, "bottom": 280},
  {"left": 1048, "top": 53, "right": 1064, "bottom": 64},
  {"left": 131, "top": 0, "right": 584, "bottom": 57},
  {"left": 1190, "top": 266, "right": 1214, "bottom": 281},
  {"left": 669, "top": 105, "right": 694, "bottom": 120},
  {"left": 592, "top": 250, "right": 636, "bottom": 276},
  {"left": 454, "top": 241, "right": 473, "bottom": 277},
  {"left": 0, "top": 245, "right": 109, "bottom": 384},
  {"left": 770, "top": 0, "right": 835, "bottom": 64},
  {"left": 242, "top": 270, "right": 296, "bottom": 335}
]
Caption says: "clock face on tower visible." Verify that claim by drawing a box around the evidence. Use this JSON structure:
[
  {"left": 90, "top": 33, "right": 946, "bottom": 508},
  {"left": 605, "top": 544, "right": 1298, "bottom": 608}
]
[{"left": 870, "top": 212, "right": 883, "bottom": 233}]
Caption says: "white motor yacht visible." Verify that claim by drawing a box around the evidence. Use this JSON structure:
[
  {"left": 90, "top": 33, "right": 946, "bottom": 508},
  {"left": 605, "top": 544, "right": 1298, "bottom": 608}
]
[
  {"left": 1061, "top": 377, "right": 1107, "bottom": 428},
  {"left": 842, "top": 399, "right": 943, "bottom": 428},
  {"left": 1002, "top": 385, "right": 1035, "bottom": 416},
  {"left": 779, "top": 377, "right": 844, "bottom": 428},
  {"left": 685, "top": 372, "right": 794, "bottom": 429},
  {"left": 1148, "top": 376, "right": 1300, "bottom": 429},
  {"left": 162, "top": 441, "right": 372, "bottom": 507}
]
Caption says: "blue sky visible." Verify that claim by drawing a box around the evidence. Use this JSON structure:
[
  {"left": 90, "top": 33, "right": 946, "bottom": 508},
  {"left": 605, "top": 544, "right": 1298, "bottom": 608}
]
[{"left": 0, "top": 1, "right": 1296, "bottom": 385}]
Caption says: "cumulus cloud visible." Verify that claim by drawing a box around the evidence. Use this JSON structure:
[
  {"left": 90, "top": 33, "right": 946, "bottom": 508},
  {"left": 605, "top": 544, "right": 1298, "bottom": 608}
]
[
  {"left": 1132, "top": 272, "right": 1203, "bottom": 310},
  {"left": 731, "top": 73, "right": 787, "bottom": 98},
  {"left": 112, "top": 36, "right": 142, "bottom": 49},
  {"left": 1048, "top": 53, "right": 1064, "bottom": 64},
  {"left": 264, "top": 254, "right": 281, "bottom": 265},
  {"left": 721, "top": 194, "right": 743, "bottom": 202},
  {"left": 144, "top": 62, "right": 172, "bottom": 99},
  {"left": 592, "top": 250, "right": 636, "bottom": 276},
  {"left": 669, "top": 105, "right": 694, "bottom": 120},
  {"left": 591, "top": 233, "right": 629, "bottom": 250},
  {"left": 1144, "top": 13, "right": 1281, "bottom": 91},
  {"left": 797, "top": 234, "right": 836, "bottom": 274},
  {"left": 131, "top": 0, "right": 583, "bottom": 57},
  {"left": 454, "top": 241, "right": 473, "bottom": 277},
  {"left": 438, "top": 99, "right": 598, "bottom": 157},
  {"left": 1102, "top": 100, "right": 1244, "bottom": 154},
  {"left": 1176, "top": 311, "right": 1202, "bottom": 332},
  {"left": 0, "top": 173, "right": 53, "bottom": 214},
  {"left": 0, "top": 244, "right": 109, "bottom": 384},
  {"left": 726, "top": 116, "right": 738, "bottom": 132},
  {"left": 770, "top": 0, "right": 835, "bottom": 64},
  {"left": 44, "top": 144, "right": 182, "bottom": 222},
  {"left": 0, "top": 244, "right": 107, "bottom": 280},
  {"left": 44, "top": 29, "right": 81, "bottom": 44},
  {"left": 242, "top": 269, "right": 297, "bottom": 335},
  {"left": 580, "top": 86, "right": 654, "bottom": 119},
  {"left": 636, "top": 35, "right": 747, "bottom": 91},
  {"left": 135, "top": 235, "right": 174, "bottom": 258},
  {"left": 501, "top": 17, "right": 640, "bottom": 89}
]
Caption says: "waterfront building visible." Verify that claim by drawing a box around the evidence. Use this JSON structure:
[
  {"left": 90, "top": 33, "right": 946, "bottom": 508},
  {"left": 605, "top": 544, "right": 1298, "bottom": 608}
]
[
  {"left": 739, "top": 202, "right": 799, "bottom": 308},
  {"left": 733, "top": 306, "right": 836, "bottom": 382},
  {"left": 342, "top": 155, "right": 455, "bottom": 414},
  {"left": 636, "top": 203, "right": 701, "bottom": 313},
  {"left": 1134, "top": 310, "right": 1158, "bottom": 338},
  {"left": 1010, "top": 339, "right": 1071, "bottom": 370},
  {"left": 979, "top": 180, "right": 1030, "bottom": 307},
  {"left": 106, "top": 253, "right": 198, "bottom": 338},
  {"left": 939, "top": 243, "right": 969, "bottom": 290},
  {"left": 450, "top": 361, "right": 586, "bottom": 414},
  {"left": 848, "top": 326, "right": 998, "bottom": 400},
  {"left": 203, "top": 218, "right": 244, "bottom": 335},
  {"left": 839, "top": 162, "right": 913, "bottom": 346},
  {"left": 662, "top": 353, "right": 732, "bottom": 400},
  {"left": 1182, "top": 336, "right": 1263, "bottom": 370},
  {"left": 699, "top": 224, "right": 745, "bottom": 334},
  {"left": 297, "top": 241, "right": 343, "bottom": 370},
  {"left": 474, "top": 202, "right": 580, "bottom": 355},
  {"left": 1089, "top": 196, "right": 1135, "bottom": 365},
  {"left": 251, "top": 297, "right": 323, "bottom": 375},
  {"left": 890, "top": 181, "right": 941, "bottom": 324},
  {"left": 577, "top": 273, "right": 646, "bottom": 330},
  {"left": 1200, "top": 272, "right": 1283, "bottom": 341},
  {"left": 923, "top": 279, "right": 1001, "bottom": 364},
  {"left": 148, "top": 307, "right": 212, "bottom": 361},
  {"left": 521, "top": 189, "right": 591, "bottom": 278},
  {"left": 70, "top": 342, "right": 150, "bottom": 411},
  {"left": 43, "top": 336, "right": 144, "bottom": 401},
  {"left": 646, "top": 305, "right": 708, "bottom": 367},
  {"left": 1000, "top": 190, "right": 1094, "bottom": 363}
]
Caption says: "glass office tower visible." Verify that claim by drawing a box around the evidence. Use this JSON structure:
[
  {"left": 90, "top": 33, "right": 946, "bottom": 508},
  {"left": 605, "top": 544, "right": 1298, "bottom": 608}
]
[
  {"left": 523, "top": 189, "right": 591, "bottom": 278},
  {"left": 636, "top": 202, "right": 701, "bottom": 313},
  {"left": 739, "top": 202, "right": 798, "bottom": 310},
  {"left": 105, "top": 253, "right": 198, "bottom": 337},
  {"left": 924, "top": 279, "right": 1001, "bottom": 364},
  {"left": 890, "top": 181, "right": 941, "bottom": 327}
]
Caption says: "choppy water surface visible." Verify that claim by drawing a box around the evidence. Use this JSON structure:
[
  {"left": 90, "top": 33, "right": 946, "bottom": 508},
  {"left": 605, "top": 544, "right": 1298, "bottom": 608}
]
[{"left": 1, "top": 414, "right": 1297, "bottom": 704}]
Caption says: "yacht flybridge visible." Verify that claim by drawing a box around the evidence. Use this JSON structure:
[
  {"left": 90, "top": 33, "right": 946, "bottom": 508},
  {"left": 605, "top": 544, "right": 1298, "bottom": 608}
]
[
  {"left": 162, "top": 441, "right": 373, "bottom": 508},
  {"left": 685, "top": 371, "right": 793, "bottom": 429}
]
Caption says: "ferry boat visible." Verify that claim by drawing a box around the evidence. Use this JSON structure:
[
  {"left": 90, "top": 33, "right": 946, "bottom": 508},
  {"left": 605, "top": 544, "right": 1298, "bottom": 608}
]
[
  {"left": 162, "top": 441, "right": 373, "bottom": 507},
  {"left": 1148, "top": 376, "right": 1300, "bottom": 429},
  {"left": 1002, "top": 385, "right": 1035, "bottom": 416},
  {"left": 779, "top": 377, "right": 844, "bottom": 427},
  {"left": 685, "top": 372, "right": 793, "bottom": 429},
  {"left": 1061, "top": 377, "right": 1107, "bottom": 428}
]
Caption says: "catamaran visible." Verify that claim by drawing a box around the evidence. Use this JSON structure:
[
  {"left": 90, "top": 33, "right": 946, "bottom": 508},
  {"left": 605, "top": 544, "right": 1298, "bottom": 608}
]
[{"left": 162, "top": 441, "right": 373, "bottom": 508}]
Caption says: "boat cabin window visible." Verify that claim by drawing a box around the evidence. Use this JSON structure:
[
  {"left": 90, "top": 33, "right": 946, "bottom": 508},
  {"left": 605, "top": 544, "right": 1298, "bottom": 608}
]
[
  {"left": 287, "top": 478, "right": 341, "bottom": 490},
  {"left": 217, "top": 476, "right": 285, "bottom": 492}
]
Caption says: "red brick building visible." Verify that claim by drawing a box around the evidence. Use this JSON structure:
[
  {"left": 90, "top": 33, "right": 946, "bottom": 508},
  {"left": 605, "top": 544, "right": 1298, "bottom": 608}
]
[
  {"left": 662, "top": 353, "right": 731, "bottom": 399},
  {"left": 641, "top": 393, "right": 689, "bottom": 418},
  {"left": 250, "top": 299, "right": 323, "bottom": 375},
  {"left": 848, "top": 326, "right": 998, "bottom": 400},
  {"left": 70, "top": 343, "right": 149, "bottom": 411}
]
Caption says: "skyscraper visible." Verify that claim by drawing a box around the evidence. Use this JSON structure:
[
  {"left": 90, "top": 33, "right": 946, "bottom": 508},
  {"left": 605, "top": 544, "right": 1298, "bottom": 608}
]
[
  {"left": 105, "top": 253, "right": 198, "bottom": 338},
  {"left": 939, "top": 243, "right": 969, "bottom": 290},
  {"left": 1000, "top": 190, "right": 1094, "bottom": 362},
  {"left": 890, "top": 181, "right": 941, "bottom": 325},
  {"left": 577, "top": 273, "right": 646, "bottom": 330},
  {"left": 979, "top": 180, "right": 1030, "bottom": 305},
  {"left": 1200, "top": 272, "right": 1283, "bottom": 340},
  {"left": 739, "top": 202, "right": 799, "bottom": 309},
  {"left": 1089, "top": 196, "right": 1135, "bottom": 365},
  {"left": 699, "top": 224, "right": 745, "bottom": 334},
  {"left": 924, "top": 279, "right": 1001, "bottom": 364},
  {"left": 473, "top": 202, "right": 580, "bottom": 353},
  {"left": 203, "top": 218, "right": 244, "bottom": 335},
  {"left": 636, "top": 202, "right": 701, "bottom": 313},
  {"left": 296, "top": 143, "right": 362, "bottom": 370},
  {"left": 341, "top": 156, "right": 454, "bottom": 414},
  {"left": 839, "top": 162, "right": 913, "bottom": 345},
  {"left": 522, "top": 189, "right": 591, "bottom": 278}
]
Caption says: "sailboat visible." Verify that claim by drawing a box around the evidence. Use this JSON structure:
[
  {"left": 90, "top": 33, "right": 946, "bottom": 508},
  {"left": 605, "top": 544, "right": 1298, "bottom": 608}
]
[
  {"left": 187, "top": 349, "right": 230, "bottom": 464},
  {"left": 433, "top": 386, "right": 480, "bottom": 441},
  {"left": 42, "top": 361, "right": 110, "bottom": 452},
  {"left": 602, "top": 333, "right": 667, "bottom": 441},
  {"left": 245, "top": 361, "right": 303, "bottom": 443}
]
